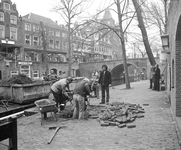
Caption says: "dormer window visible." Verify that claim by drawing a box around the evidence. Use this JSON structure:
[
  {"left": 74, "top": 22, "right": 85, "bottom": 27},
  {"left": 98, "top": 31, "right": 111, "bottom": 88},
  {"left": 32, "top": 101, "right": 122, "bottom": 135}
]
[{"left": 4, "top": 3, "right": 10, "bottom": 11}]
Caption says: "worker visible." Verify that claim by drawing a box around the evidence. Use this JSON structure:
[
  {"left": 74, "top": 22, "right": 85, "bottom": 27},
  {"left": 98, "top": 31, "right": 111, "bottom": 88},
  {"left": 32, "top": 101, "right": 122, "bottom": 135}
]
[
  {"left": 50, "top": 77, "right": 73, "bottom": 111},
  {"left": 48, "top": 69, "right": 57, "bottom": 81},
  {"left": 91, "top": 78, "right": 99, "bottom": 99},
  {"left": 92, "top": 70, "right": 99, "bottom": 80},
  {"left": 72, "top": 78, "right": 93, "bottom": 119}
]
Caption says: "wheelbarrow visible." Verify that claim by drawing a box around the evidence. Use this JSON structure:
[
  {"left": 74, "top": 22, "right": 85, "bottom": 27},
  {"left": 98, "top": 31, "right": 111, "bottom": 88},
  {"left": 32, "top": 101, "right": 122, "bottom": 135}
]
[{"left": 35, "top": 99, "right": 58, "bottom": 125}]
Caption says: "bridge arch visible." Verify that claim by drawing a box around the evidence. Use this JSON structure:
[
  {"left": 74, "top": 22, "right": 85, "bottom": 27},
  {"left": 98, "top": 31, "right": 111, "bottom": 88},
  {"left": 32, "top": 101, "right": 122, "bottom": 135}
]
[{"left": 111, "top": 63, "right": 142, "bottom": 86}]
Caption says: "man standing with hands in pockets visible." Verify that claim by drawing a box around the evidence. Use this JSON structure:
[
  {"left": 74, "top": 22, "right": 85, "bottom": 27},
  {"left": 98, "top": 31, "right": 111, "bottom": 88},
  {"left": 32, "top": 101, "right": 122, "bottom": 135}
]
[{"left": 98, "top": 65, "right": 112, "bottom": 105}]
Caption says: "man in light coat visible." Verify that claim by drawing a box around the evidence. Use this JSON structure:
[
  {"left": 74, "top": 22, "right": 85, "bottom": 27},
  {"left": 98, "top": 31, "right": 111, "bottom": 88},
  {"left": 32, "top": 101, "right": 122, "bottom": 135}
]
[
  {"left": 51, "top": 77, "right": 73, "bottom": 110},
  {"left": 72, "top": 78, "right": 92, "bottom": 119}
]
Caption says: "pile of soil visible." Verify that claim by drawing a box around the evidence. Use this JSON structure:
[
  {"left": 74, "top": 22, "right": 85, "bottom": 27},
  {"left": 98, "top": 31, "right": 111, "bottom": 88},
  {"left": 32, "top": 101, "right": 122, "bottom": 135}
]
[{"left": 0, "top": 74, "right": 33, "bottom": 85}]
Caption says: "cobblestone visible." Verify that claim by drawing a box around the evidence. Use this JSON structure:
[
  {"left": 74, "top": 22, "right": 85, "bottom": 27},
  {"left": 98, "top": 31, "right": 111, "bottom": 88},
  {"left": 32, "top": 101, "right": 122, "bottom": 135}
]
[{"left": 2, "top": 80, "right": 181, "bottom": 150}]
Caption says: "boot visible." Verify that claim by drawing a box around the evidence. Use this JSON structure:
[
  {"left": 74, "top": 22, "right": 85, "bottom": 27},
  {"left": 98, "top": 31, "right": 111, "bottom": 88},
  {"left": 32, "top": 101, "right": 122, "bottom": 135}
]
[
  {"left": 106, "top": 97, "right": 109, "bottom": 105},
  {"left": 100, "top": 98, "right": 105, "bottom": 104}
]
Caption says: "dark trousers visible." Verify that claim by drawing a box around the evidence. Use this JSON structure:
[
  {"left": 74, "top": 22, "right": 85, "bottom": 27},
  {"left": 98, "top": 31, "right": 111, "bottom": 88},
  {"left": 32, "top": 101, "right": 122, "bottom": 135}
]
[
  {"left": 101, "top": 86, "right": 109, "bottom": 103},
  {"left": 51, "top": 90, "right": 67, "bottom": 107},
  {"left": 154, "top": 78, "right": 160, "bottom": 91},
  {"left": 149, "top": 79, "right": 153, "bottom": 89}
]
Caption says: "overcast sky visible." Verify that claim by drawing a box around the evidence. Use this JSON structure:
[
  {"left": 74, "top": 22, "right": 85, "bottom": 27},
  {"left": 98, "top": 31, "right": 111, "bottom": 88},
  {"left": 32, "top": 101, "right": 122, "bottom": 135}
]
[
  {"left": 11, "top": 0, "right": 161, "bottom": 54},
  {"left": 11, "top": 0, "right": 115, "bottom": 24}
]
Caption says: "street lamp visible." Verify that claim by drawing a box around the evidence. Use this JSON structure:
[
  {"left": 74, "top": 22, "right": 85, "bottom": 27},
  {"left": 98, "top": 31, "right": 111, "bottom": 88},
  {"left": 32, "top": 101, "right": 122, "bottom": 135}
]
[
  {"left": 5, "top": 38, "right": 9, "bottom": 58},
  {"left": 161, "top": 34, "right": 169, "bottom": 53},
  {"left": 113, "top": 52, "right": 116, "bottom": 60},
  {"left": 133, "top": 43, "right": 136, "bottom": 58}
]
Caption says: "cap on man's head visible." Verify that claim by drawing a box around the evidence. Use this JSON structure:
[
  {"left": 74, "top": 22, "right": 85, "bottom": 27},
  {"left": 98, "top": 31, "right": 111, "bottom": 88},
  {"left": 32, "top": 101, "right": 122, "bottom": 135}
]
[
  {"left": 67, "top": 77, "right": 73, "bottom": 83},
  {"left": 83, "top": 78, "right": 90, "bottom": 82}
]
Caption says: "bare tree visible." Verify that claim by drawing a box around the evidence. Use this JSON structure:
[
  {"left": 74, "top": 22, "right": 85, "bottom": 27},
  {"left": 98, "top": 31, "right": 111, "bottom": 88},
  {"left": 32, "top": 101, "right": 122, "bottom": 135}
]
[
  {"left": 81, "top": 0, "right": 147, "bottom": 89},
  {"left": 132, "top": 0, "right": 156, "bottom": 66},
  {"left": 115, "top": 0, "right": 131, "bottom": 89},
  {"left": 40, "top": 22, "right": 49, "bottom": 75},
  {"left": 52, "top": 0, "right": 88, "bottom": 76},
  {"left": 136, "top": 45, "right": 147, "bottom": 58},
  {"left": 142, "top": 0, "right": 168, "bottom": 35}
]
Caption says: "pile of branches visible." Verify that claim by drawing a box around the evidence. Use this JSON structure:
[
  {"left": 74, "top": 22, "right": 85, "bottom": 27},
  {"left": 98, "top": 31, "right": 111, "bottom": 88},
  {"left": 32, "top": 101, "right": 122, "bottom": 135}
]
[
  {"left": 89, "top": 102, "right": 145, "bottom": 128},
  {"left": 0, "top": 74, "right": 33, "bottom": 85}
]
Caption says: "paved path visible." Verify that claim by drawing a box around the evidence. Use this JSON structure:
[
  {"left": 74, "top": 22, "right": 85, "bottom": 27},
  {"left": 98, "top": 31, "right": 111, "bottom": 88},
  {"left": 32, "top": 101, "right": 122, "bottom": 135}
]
[{"left": 1, "top": 80, "right": 180, "bottom": 150}]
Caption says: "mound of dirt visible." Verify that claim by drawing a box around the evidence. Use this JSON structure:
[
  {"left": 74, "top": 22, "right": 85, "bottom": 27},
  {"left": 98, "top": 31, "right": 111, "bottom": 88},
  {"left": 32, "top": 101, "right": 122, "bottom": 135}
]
[{"left": 0, "top": 74, "right": 33, "bottom": 85}]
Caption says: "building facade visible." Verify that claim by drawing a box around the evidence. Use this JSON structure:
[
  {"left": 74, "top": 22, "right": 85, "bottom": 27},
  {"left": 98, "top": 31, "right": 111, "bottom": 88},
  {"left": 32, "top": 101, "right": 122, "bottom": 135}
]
[
  {"left": 0, "top": 1, "right": 120, "bottom": 80},
  {"left": 166, "top": 0, "right": 181, "bottom": 117},
  {"left": 18, "top": 13, "right": 69, "bottom": 79},
  {"left": 0, "top": 0, "right": 23, "bottom": 80},
  {"left": 72, "top": 9, "right": 121, "bottom": 64}
]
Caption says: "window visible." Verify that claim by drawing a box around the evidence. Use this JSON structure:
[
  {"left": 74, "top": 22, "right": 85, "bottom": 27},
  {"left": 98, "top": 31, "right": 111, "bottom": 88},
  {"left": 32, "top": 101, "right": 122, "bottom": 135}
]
[
  {"left": 10, "top": 71, "right": 18, "bottom": 77},
  {"left": 33, "top": 25, "right": 39, "bottom": 32},
  {"left": 62, "top": 32, "right": 67, "bottom": 38},
  {"left": 49, "top": 29, "right": 54, "bottom": 36},
  {"left": 33, "top": 36, "right": 39, "bottom": 46},
  {"left": 25, "top": 35, "right": 31, "bottom": 45},
  {"left": 25, "top": 52, "right": 31, "bottom": 61},
  {"left": 25, "top": 23, "right": 31, "bottom": 31},
  {"left": 39, "top": 37, "right": 42, "bottom": 46},
  {"left": 20, "top": 65, "right": 30, "bottom": 78},
  {"left": 55, "top": 41, "right": 60, "bottom": 49},
  {"left": 32, "top": 70, "right": 39, "bottom": 80},
  {"left": 10, "top": 27, "right": 17, "bottom": 40},
  {"left": 63, "top": 42, "right": 67, "bottom": 50},
  {"left": 0, "top": 25, "right": 5, "bottom": 38},
  {"left": 43, "top": 27, "right": 46, "bottom": 34},
  {"left": 10, "top": 15, "right": 17, "bottom": 24},
  {"left": 0, "top": 12, "right": 4, "bottom": 21},
  {"left": 49, "top": 39, "right": 54, "bottom": 48},
  {"left": 55, "top": 31, "right": 60, "bottom": 37},
  {"left": 4, "top": 3, "right": 10, "bottom": 11},
  {"left": 34, "top": 52, "right": 39, "bottom": 62}
]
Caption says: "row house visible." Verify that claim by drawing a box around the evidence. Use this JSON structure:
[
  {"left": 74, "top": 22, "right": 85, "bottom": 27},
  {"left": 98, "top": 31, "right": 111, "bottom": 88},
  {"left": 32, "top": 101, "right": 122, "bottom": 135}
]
[
  {"left": 0, "top": 0, "right": 23, "bottom": 80},
  {"left": 72, "top": 14, "right": 114, "bottom": 64},
  {"left": 72, "top": 26, "right": 94, "bottom": 63},
  {"left": 17, "top": 13, "right": 69, "bottom": 79},
  {"left": 0, "top": 1, "right": 118, "bottom": 80}
]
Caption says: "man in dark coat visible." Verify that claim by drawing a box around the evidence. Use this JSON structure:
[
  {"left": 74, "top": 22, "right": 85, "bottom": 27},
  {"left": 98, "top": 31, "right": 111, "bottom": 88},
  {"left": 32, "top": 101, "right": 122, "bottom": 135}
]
[
  {"left": 98, "top": 65, "right": 112, "bottom": 104},
  {"left": 154, "top": 64, "right": 161, "bottom": 91}
]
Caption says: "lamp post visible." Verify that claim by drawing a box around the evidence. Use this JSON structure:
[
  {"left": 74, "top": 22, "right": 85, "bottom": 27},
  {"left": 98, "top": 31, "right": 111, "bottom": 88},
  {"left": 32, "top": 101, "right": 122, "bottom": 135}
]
[
  {"left": 160, "top": 34, "right": 169, "bottom": 91},
  {"left": 113, "top": 52, "right": 116, "bottom": 60},
  {"left": 133, "top": 43, "right": 136, "bottom": 58},
  {"left": 5, "top": 38, "right": 8, "bottom": 58},
  {"left": 161, "top": 34, "right": 169, "bottom": 52}
]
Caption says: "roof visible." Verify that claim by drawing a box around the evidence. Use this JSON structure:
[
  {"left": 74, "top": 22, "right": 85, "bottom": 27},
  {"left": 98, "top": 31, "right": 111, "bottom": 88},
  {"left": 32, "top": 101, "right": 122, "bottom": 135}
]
[
  {"left": 103, "top": 9, "right": 113, "bottom": 20},
  {"left": 22, "top": 13, "right": 60, "bottom": 28}
]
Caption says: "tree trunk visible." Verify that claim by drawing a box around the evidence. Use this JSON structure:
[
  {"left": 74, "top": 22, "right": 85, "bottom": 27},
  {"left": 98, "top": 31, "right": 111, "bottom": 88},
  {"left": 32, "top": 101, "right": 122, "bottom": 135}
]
[
  {"left": 40, "top": 22, "right": 49, "bottom": 75},
  {"left": 132, "top": 0, "right": 156, "bottom": 66},
  {"left": 68, "top": 18, "right": 72, "bottom": 76},
  {"left": 116, "top": 0, "right": 131, "bottom": 89}
]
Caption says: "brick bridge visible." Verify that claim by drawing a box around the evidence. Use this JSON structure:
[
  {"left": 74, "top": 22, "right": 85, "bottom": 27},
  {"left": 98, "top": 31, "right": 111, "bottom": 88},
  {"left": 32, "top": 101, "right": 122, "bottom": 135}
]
[{"left": 78, "top": 58, "right": 159, "bottom": 85}]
